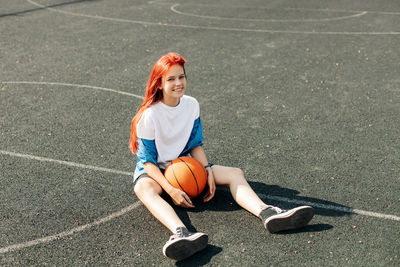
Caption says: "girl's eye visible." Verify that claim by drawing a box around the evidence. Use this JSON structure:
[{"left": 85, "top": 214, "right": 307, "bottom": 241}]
[{"left": 179, "top": 76, "right": 185, "bottom": 79}]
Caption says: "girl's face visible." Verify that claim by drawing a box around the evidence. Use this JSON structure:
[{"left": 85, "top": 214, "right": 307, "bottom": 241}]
[{"left": 160, "top": 64, "right": 186, "bottom": 107}]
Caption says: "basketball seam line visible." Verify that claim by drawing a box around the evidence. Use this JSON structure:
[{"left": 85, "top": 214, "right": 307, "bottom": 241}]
[
  {"left": 178, "top": 157, "right": 199, "bottom": 196},
  {"left": 171, "top": 161, "right": 186, "bottom": 193}
]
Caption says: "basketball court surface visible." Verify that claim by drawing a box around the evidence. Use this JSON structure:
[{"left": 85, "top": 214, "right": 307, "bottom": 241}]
[{"left": 1, "top": 0, "right": 399, "bottom": 266}]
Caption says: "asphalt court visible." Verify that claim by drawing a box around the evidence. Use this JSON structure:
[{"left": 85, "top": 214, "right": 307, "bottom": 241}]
[{"left": 1, "top": 0, "right": 399, "bottom": 266}]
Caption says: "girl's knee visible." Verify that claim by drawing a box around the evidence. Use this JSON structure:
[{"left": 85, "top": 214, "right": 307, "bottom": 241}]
[
  {"left": 133, "top": 182, "right": 143, "bottom": 196},
  {"left": 134, "top": 178, "right": 162, "bottom": 197},
  {"left": 214, "top": 166, "right": 246, "bottom": 186},
  {"left": 230, "top": 167, "right": 244, "bottom": 178},
  {"left": 223, "top": 167, "right": 246, "bottom": 184}
]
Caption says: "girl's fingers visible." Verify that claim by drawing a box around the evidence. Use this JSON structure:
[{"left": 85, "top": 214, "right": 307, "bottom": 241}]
[
  {"left": 170, "top": 188, "right": 194, "bottom": 208},
  {"left": 203, "top": 183, "right": 215, "bottom": 202},
  {"left": 203, "top": 191, "right": 210, "bottom": 202},
  {"left": 180, "top": 192, "right": 194, "bottom": 208},
  {"left": 204, "top": 171, "right": 216, "bottom": 202},
  {"left": 184, "top": 195, "right": 194, "bottom": 208}
]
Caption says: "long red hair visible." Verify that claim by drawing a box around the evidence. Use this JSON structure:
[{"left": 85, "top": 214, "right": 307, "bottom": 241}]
[{"left": 129, "top": 52, "right": 187, "bottom": 154}]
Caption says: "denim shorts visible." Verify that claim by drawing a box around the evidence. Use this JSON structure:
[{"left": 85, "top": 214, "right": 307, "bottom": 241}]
[{"left": 133, "top": 169, "right": 165, "bottom": 185}]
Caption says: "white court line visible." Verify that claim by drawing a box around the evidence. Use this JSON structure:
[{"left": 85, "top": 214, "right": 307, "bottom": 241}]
[
  {"left": 1, "top": 81, "right": 144, "bottom": 99},
  {"left": 170, "top": 4, "right": 368, "bottom": 22},
  {"left": 26, "top": 0, "right": 400, "bottom": 35},
  {"left": 266, "top": 195, "right": 400, "bottom": 221},
  {"left": 153, "top": 0, "right": 400, "bottom": 15},
  {"left": 0, "top": 150, "right": 132, "bottom": 176},
  {"left": 1, "top": 150, "right": 400, "bottom": 254},
  {"left": 0, "top": 149, "right": 138, "bottom": 254},
  {"left": 0, "top": 201, "right": 142, "bottom": 254}
]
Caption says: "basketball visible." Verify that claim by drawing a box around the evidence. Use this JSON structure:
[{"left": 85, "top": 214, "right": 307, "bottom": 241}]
[{"left": 164, "top": 157, "right": 208, "bottom": 199}]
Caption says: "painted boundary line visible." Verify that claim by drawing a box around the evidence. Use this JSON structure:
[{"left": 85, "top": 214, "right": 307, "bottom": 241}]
[
  {"left": 265, "top": 195, "right": 400, "bottom": 221},
  {"left": 0, "top": 202, "right": 142, "bottom": 254},
  {"left": 26, "top": 0, "right": 400, "bottom": 35},
  {"left": 1, "top": 81, "right": 144, "bottom": 99},
  {"left": 3, "top": 150, "right": 398, "bottom": 221},
  {"left": 1, "top": 149, "right": 399, "bottom": 253},
  {"left": 170, "top": 4, "right": 368, "bottom": 22},
  {"left": 0, "top": 149, "right": 138, "bottom": 254},
  {"left": 152, "top": 1, "right": 400, "bottom": 15},
  {"left": 0, "top": 150, "right": 132, "bottom": 176}
]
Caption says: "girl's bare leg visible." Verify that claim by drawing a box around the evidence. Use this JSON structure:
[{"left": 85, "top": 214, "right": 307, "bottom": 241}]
[
  {"left": 134, "top": 177, "right": 185, "bottom": 233},
  {"left": 211, "top": 165, "right": 270, "bottom": 216},
  {"left": 134, "top": 177, "right": 209, "bottom": 260}
]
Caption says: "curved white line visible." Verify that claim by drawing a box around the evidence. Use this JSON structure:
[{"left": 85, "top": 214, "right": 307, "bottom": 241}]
[
  {"left": 152, "top": 0, "right": 400, "bottom": 15},
  {"left": 0, "top": 150, "right": 140, "bottom": 254},
  {"left": 1, "top": 81, "right": 144, "bottom": 99},
  {"left": 0, "top": 201, "right": 142, "bottom": 254},
  {"left": 25, "top": 0, "right": 400, "bottom": 35},
  {"left": 170, "top": 4, "right": 368, "bottom": 22},
  {"left": 1, "top": 150, "right": 399, "bottom": 254}
]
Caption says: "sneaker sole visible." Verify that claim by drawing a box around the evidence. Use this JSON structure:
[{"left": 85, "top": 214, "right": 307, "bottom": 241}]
[
  {"left": 265, "top": 206, "right": 314, "bottom": 233},
  {"left": 162, "top": 232, "right": 208, "bottom": 261}
]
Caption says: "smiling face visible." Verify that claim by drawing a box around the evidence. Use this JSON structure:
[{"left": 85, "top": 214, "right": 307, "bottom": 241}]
[{"left": 160, "top": 64, "right": 187, "bottom": 107}]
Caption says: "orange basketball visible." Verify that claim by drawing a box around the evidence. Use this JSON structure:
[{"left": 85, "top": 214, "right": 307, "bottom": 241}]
[{"left": 164, "top": 157, "right": 208, "bottom": 199}]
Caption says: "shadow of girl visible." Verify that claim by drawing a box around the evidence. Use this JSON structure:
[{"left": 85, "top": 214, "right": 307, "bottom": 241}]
[
  {"left": 168, "top": 180, "right": 348, "bottom": 232},
  {"left": 164, "top": 181, "right": 347, "bottom": 262},
  {"left": 248, "top": 181, "right": 353, "bottom": 217}
]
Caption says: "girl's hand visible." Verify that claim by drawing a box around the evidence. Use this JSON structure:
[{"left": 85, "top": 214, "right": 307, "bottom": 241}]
[
  {"left": 203, "top": 167, "right": 216, "bottom": 202},
  {"left": 169, "top": 187, "right": 195, "bottom": 208}
]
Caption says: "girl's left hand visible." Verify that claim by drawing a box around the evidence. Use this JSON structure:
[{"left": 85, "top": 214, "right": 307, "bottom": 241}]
[{"left": 203, "top": 167, "right": 215, "bottom": 202}]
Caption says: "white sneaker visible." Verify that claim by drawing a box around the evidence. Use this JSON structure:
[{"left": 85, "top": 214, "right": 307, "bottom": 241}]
[
  {"left": 162, "top": 227, "right": 208, "bottom": 261},
  {"left": 262, "top": 206, "right": 314, "bottom": 233}
]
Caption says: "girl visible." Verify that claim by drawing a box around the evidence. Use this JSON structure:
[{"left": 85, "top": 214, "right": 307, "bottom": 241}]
[{"left": 130, "top": 52, "right": 314, "bottom": 261}]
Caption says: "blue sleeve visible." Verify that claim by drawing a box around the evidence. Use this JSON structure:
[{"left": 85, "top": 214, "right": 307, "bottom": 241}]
[
  {"left": 180, "top": 117, "right": 204, "bottom": 156},
  {"left": 134, "top": 138, "right": 159, "bottom": 180}
]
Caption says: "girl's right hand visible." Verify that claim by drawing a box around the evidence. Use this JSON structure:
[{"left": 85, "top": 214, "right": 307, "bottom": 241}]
[{"left": 169, "top": 187, "right": 195, "bottom": 208}]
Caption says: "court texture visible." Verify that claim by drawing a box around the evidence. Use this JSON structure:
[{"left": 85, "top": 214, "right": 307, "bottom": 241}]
[{"left": 1, "top": 0, "right": 399, "bottom": 266}]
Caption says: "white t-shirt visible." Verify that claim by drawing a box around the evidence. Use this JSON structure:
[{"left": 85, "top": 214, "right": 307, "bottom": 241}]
[{"left": 136, "top": 95, "right": 200, "bottom": 169}]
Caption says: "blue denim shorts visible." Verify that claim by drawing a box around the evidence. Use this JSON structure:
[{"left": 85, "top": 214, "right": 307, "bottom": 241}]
[{"left": 133, "top": 169, "right": 165, "bottom": 185}]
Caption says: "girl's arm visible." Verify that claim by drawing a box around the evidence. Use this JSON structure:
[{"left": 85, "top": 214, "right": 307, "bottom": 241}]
[
  {"left": 143, "top": 162, "right": 195, "bottom": 208},
  {"left": 190, "top": 146, "right": 216, "bottom": 202}
]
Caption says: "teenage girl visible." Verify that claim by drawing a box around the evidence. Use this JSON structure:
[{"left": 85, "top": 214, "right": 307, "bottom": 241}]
[{"left": 129, "top": 52, "right": 314, "bottom": 261}]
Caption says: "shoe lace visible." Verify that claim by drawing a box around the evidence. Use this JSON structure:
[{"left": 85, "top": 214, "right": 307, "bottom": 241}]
[
  {"left": 271, "top": 206, "right": 284, "bottom": 214},
  {"left": 173, "top": 227, "right": 191, "bottom": 239}
]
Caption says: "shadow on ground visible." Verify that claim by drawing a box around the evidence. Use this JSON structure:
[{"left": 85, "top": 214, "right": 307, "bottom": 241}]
[
  {"left": 249, "top": 181, "right": 353, "bottom": 218},
  {"left": 161, "top": 181, "right": 351, "bottom": 264},
  {"left": 175, "top": 245, "right": 222, "bottom": 267},
  {"left": 172, "top": 181, "right": 352, "bottom": 217}
]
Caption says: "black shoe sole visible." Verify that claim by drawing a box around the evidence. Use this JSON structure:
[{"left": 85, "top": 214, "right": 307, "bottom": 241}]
[
  {"left": 265, "top": 206, "right": 314, "bottom": 233},
  {"left": 163, "top": 233, "right": 208, "bottom": 261}
]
